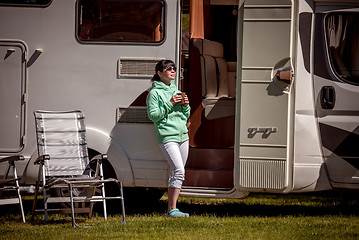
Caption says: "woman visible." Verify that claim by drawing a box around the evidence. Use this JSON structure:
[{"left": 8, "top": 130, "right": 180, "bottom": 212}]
[{"left": 146, "top": 60, "right": 191, "bottom": 217}]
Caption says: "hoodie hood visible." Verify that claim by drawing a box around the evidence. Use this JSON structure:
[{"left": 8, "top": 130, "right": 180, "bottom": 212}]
[{"left": 152, "top": 80, "right": 178, "bottom": 93}]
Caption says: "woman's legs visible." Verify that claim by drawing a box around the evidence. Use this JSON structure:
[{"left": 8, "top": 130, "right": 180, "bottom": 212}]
[
  {"left": 167, "top": 187, "right": 181, "bottom": 212},
  {"left": 159, "top": 141, "right": 189, "bottom": 214}
]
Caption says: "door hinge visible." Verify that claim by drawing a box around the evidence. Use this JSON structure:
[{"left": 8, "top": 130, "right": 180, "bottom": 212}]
[{"left": 22, "top": 93, "right": 27, "bottom": 104}]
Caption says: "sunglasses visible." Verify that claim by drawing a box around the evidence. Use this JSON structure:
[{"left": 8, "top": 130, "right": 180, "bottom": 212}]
[{"left": 164, "top": 66, "right": 177, "bottom": 72}]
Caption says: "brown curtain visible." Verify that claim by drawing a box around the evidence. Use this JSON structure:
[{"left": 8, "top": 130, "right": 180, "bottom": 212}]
[{"left": 190, "top": 0, "right": 204, "bottom": 39}]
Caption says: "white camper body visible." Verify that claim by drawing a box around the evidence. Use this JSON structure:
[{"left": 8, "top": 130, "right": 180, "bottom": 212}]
[{"left": 1, "top": 0, "right": 359, "bottom": 200}]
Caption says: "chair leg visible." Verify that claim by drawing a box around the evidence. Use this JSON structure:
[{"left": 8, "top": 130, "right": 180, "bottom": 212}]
[
  {"left": 68, "top": 183, "right": 79, "bottom": 228},
  {"left": 32, "top": 164, "right": 44, "bottom": 223},
  {"left": 17, "top": 186, "right": 26, "bottom": 223},
  {"left": 119, "top": 182, "right": 126, "bottom": 225},
  {"left": 31, "top": 181, "right": 40, "bottom": 222},
  {"left": 12, "top": 164, "right": 25, "bottom": 223},
  {"left": 43, "top": 192, "right": 48, "bottom": 222},
  {"left": 88, "top": 185, "right": 97, "bottom": 219},
  {"left": 15, "top": 181, "right": 25, "bottom": 223},
  {"left": 97, "top": 160, "right": 108, "bottom": 221},
  {"left": 43, "top": 187, "right": 48, "bottom": 222},
  {"left": 101, "top": 182, "right": 108, "bottom": 221}
]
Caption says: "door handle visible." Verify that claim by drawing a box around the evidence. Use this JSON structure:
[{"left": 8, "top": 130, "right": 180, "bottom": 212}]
[{"left": 320, "top": 86, "right": 336, "bottom": 109}]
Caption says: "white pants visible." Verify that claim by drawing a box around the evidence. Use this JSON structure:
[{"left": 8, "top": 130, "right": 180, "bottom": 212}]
[{"left": 159, "top": 140, "right": 189, "bottom": 189}]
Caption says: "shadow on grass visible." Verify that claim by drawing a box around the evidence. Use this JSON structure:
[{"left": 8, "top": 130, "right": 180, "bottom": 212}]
[
  {"left": 119, "top": 190, "right": 359, "bottom": 217},
  {"left": 1, "top": 190, "right": 359, "bottom": 223},
  {"left": 179, "top": 198, "right": 359, "bottom": 218}
]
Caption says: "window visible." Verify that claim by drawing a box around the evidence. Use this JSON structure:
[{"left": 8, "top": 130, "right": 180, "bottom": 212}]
[
  {"left": 77, "top": 0, "right": 165, "bottom": 44},
  {"left": 326, "top": 13, "right": 359, "bottom": 85},
  {"left": 0, "top": 0, "right": 51, "bottom": 6}
]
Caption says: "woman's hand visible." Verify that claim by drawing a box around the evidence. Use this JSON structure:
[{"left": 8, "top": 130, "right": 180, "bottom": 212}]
[
  {"left": 170, "top": 93, "right": 189, "bottom": 106},
  {"left": 182, "top": 93, "right": 189, "bottom": 106},
  {"left": 170, "top": 94, "right": 182, "bottom": 105}
]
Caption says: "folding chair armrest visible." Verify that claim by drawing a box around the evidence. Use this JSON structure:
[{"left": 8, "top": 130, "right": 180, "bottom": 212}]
[
  {"left": 0, "top": 155, "right": 25, "bottom": 164},
  {"left": 100, "top": 154, "right": 108, "bottom": 162},
  {"left": 91, "top": 154, "right": 108, "bottom": 164},
  {"left": 34, "top": 155, "right": 50, "bottom": 165}
]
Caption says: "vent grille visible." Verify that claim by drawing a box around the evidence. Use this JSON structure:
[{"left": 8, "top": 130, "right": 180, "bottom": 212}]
[
  {"left": 117, "top": 107, "right": 152, "bottom": 123},
  {"left": 119, "top": 59, "right": 161, "bottom": 78},
  {"left": 239, "top": 159, "right": 286, "bottom": 190}
]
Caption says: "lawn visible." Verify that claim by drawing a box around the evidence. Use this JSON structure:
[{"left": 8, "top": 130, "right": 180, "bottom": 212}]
[{"left": 1, "top": 191, "right": 359, "bottom": 240}]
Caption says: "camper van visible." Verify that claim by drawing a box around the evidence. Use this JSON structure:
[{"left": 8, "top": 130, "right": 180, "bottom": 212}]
[{"left": 1, "top": 0, "right": 359, "bottom": 202}]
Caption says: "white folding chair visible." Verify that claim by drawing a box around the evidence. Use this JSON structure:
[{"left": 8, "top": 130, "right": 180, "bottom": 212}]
[{"left": 31, "top": 110, "right": 125, "bottom": 227}]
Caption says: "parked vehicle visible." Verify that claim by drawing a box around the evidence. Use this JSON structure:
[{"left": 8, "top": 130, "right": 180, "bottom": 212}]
[{"left": 1, "top": 0, "right": 358, "bottom": 202}]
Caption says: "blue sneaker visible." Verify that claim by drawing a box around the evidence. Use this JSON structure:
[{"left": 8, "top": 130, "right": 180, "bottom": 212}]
[{"left": 166, "top": 209, "right": 189, "bottom": 218}]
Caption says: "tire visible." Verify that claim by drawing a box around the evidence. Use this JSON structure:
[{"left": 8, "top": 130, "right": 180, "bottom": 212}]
[{"left": 50, "top": 149, "right": 166, "bottom": 212}]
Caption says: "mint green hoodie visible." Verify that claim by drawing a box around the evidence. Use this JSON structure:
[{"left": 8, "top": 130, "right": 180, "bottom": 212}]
[{"left": 146, "top": 80, "right": 191, "bottom": 143}]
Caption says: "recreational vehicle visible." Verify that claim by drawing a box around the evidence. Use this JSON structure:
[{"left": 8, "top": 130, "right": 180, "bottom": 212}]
[{"left": 1, "top": 0, "right": 359, "bottom": 203}]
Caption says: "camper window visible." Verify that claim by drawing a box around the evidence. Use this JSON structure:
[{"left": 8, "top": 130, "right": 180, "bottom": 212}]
[
  {"left": 326, "top": 12, "right": 359, "bottom": 85},
  {"left": 0, "top": 0, "right": 51, "bottom": 6},
  {"left": 77, "top": 0, "right": 165, "bottom": 44}
]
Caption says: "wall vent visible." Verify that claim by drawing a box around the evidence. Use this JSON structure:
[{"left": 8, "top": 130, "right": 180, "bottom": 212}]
[
  {"left": 239, "top": 159, "right": 286, "bottom": 190},
  {"left": 117, "top": 107, "right": 152, "bottom": 123},
  {"left": 118, "top": 59, "right": 162, "bottom": 78}
]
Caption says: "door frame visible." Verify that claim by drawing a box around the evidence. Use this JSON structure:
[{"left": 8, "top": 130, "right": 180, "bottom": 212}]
[
  {"left": 0, "top": 39, "right": 28, "bottom": 153},
  {"left": 234, "top": 0, "right": 296, "bottom": 193}
]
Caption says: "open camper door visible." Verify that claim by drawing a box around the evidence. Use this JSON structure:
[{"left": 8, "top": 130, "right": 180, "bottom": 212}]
[{"left": 234, "top": 0, "right": 294, "bottom": 192}]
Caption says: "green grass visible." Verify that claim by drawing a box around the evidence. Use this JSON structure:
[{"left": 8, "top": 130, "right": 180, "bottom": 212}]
[{"left": 1, "top": 191, "right": 359, "bottom": 239}]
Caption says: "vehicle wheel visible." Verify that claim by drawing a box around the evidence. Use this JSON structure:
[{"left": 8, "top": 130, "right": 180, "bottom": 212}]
[
  {"left": 50, "top": 149, "right": 166, "bottom": 211},
  {"left": 101, "top": 164, "right": 166, "bottom": 211}
]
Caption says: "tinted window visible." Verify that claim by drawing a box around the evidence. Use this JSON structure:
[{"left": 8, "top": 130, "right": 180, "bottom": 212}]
[
  {"left": 77, "top": 0, "right": 165, "bottom": 44},
  {"left": 326, "top": 13, "right": 359, "bottom": 85},
  {"left": 0, "top": 0, "right": 51, "bottom": 6}
]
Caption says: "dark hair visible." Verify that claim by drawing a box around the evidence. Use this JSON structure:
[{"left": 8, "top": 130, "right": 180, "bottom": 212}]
[{"left": 151, "top": 59, "right": 175, "bottom": 82}]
